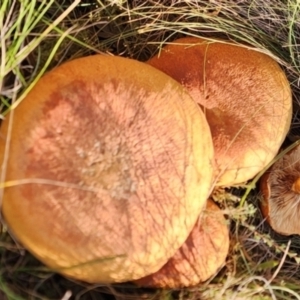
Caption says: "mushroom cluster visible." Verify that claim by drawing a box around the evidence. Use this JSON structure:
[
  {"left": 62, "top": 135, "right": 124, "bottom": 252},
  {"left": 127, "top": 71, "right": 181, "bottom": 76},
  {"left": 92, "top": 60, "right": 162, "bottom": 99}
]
[
  {"left": 132, "top": 37, "right": 292, "bottom": 288},
  {"left": 0, "top": 37, "right": 292, "bottom": 288}
]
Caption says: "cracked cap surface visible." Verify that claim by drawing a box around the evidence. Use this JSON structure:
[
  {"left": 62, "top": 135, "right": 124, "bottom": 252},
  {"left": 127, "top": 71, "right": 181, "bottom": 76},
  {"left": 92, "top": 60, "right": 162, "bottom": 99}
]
[{"left": 0, "top": 55, "right": 214, "bottom": 282}]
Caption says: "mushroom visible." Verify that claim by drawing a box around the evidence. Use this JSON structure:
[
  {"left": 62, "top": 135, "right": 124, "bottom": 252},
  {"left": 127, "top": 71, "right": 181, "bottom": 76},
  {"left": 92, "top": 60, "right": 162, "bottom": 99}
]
[
  {"left": 0, "top": 55, "right": 215, "bottom": 282},
  {"left": 260, "top": 143, "right": 300, "bottom": 235},
  {"left": 147, "top": 37, "right": 292, "bottom": 186},
  {"left": 134, "top": 199, "right": 229, "bottom": 288}
]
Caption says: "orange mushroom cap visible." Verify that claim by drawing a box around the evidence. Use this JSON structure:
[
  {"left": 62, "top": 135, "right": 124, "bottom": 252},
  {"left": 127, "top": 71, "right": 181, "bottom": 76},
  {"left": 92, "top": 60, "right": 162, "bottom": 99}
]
[
  {"left": 134, "top": 199, "right": 229, "bottom": 288},
  {"left": 260, "top": 144, "right": 300, "bottom": 235},
  {"left": 147, "top": 37, "right": 292, "bottom": 186},
  {"left": 0, "top": 55, "right": 214, "bottom": 282}
]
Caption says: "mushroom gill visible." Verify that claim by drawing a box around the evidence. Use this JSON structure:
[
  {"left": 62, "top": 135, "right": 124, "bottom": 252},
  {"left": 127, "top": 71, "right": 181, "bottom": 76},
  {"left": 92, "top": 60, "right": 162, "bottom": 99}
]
[{"left": 260, "top": 143, "right": 300, "bottom": 235}]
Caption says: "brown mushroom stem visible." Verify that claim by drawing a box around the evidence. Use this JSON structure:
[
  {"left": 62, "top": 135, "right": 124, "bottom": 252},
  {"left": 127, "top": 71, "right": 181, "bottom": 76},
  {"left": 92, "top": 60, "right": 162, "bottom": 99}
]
[{"left": 292, "top": 178, "right": 300, "bottom": 194}]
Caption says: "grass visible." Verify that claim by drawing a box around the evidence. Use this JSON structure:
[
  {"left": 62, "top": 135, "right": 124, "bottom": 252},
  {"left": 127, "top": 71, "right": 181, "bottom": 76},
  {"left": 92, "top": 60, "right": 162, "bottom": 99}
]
[{"left": 1, "top": 0, "right": 300, "bottom": 299}]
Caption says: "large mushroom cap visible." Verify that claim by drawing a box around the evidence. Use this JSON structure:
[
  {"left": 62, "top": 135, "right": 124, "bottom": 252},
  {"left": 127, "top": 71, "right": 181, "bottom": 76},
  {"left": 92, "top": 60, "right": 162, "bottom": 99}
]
[
  {"left": 260, "top": 144, "right": 300, "bottom": 235},
  {"left": 147, "top": 37, "right": 292, "bottom": 186},
  {"left": 134, "top": 199, "right": 229, "bottom": 288},
  {"left": 0, "top": 55, "right": 214, "bottom": 282}
]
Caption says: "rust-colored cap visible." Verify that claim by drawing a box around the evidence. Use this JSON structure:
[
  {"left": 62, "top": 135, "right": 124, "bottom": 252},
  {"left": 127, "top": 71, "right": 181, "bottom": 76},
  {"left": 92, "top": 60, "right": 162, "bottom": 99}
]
[
  {"left": 147, "top": 37, "right": 292, "bottom": 186},
  {"left": 0, "top": 55, "right": 214, "bottom": 282},
  {"left": 134, "top": 199, "right": 229, "bottom": 288},
  {"left": 260, "top": 144, "right": 300, "bottom": 235}
]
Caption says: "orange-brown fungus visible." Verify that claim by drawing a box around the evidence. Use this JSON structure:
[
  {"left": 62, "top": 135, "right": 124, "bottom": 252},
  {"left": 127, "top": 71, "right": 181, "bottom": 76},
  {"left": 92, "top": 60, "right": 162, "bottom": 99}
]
[
  {"left": 0, "top": 55, "right": 214, "bottom": 283},
  {"left": 292, "top": 177, "right": 300, "bottom": 194},
  {"left": 134, "top": 199, "right": 229, "bottom": 288},
  {"left": 147, "top": 37, "right": 292, "bottom": 186}
]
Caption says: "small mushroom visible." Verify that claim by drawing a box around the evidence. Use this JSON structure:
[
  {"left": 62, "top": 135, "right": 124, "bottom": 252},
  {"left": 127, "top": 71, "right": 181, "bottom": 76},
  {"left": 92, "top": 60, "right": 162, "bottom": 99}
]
[
  {"left": 0, "top": 55, "right": 215, "bottom": 282},
  {"left": 147, "top": 37, "right": 292, "bottom": 186},
  {"left": 260, "top": 143, "right": 300, "bottom": 235},
  {"left": 134, "top": 199, "right": 229, "bottom": 288}
]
